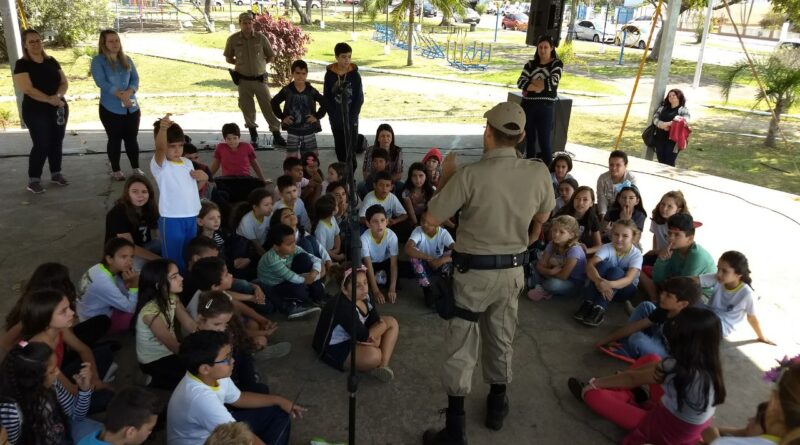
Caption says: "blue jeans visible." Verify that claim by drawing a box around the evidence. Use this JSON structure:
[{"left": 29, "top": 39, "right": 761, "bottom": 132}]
[
  {"left": 531, "top": 269, "right": 583, "bottom": 297},
  {"left": 622, "top": 301, "right": 668, "bottom": 358},
  {"left": 589, "top": 260, "right": 638, "bottom": 309}
]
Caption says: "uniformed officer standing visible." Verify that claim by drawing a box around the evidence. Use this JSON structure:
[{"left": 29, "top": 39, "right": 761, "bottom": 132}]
[
  {"left": 423, "top": 102, "right": 555, "bottom": 444},
  {"left": 224, "top": 12, "right": 287, "bottom": 149}
]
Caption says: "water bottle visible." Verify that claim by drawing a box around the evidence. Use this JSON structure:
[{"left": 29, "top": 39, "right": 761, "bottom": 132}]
[{"left": 56, "top": 106, "right": 65, "bottom": 126}]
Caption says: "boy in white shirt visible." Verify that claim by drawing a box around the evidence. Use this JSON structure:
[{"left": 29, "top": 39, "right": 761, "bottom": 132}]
[
  {"left": 313, "top": 194, "right": 344, "bottom": 262},
  {"left": 150, "top": 114, "right": 208, "bottom": 272},
  {"left": 359, "top": 171, "right": 407, "bottom": 227},
  {"left": 361, "top": 204, "right": 399, "bottom": 305},
  {"left": 167, "top": 330, "right": 304, "bottom": 445},
  {"left": 273, "top": 175, "right": 311, "bottom": 231},
  {"left": 236, "top": 187, "right": 274, "bottom": 256},
  {"left": 404, "top": 211, "right": 455, "bottom": 307}
]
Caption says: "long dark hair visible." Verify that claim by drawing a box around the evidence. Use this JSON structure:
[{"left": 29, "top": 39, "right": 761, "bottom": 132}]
[
  {"left": 662, "top": 88, "right": 686, "bottom": 108},
  {"left": 0, "top": 342, "right": 69, "bottom": 444},
  {"left": 557, "top": 186, "right": 600, "bottom": 226},
  {"left": 403, "top": 162, "right": 435, "bottom": 201},
  {"left": 6, "top": 263, "right": 76, "bottom": 330},
  {"left": 20, "top": 289, "right": 66, "bottom": 339},
  {"left": 719, "top": 251, "right": 753, "bottom": 287},
  {"left": 532, "top": 34, "right": 559, "bottom": 64},
  {"left": 609, "top": 186, "right": 646, "bottom": 218},
  {"left": 374, "top": 123, "right": 401, "bottom": 166},
  {"left": 118, "top": 174, "right": 159, "bottom": 231},
  {"left": 135, "top": 259, "right": 177, "bottom": 330},
  {"left": 662, "top": 307, "right": 726, "bottom": 414}
]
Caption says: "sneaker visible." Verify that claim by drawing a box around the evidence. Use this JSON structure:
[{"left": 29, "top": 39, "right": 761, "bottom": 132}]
[
  {"left": 103, "top": 361, "right": 119, "bottom": 383},
  {"left": 583, "top": 305, "right": 606, "bottom": 327},
  {"left": 50, "top": 173, "right": 69, "bottom": 186},
  {"left": 254, "top": 341, "right": 292, "bottom": 361},
  {"left": 567, "top": 377, "right": 587, "bottom": 402},
  {"left": 272, "top": 131, "right": 287, "bottom": 147},
  {"left": 132, "top": 168, "right": 145, "bottom": 176},
  {"left": 527, "top": 285, "right": 551, "bottom": 302},
  {"left": 111, "top": 171, "right": 125, "bottom": 181},
  {"left": 369, "top": 366, "right": 394, "bottom": 382},
  {"left": 376, "top": 270, "right": 388, "bottom": 286},
  {"left": 287, "top": 304, "right": 321, "bottom": 320},
  {"left": 573, "top": 300, "right": 593, "bottom": 321},
  {"left": 26, "top": 181, "right": 45, "bottom": 194}
]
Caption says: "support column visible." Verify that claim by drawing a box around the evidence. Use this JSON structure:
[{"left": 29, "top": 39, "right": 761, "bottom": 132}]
[{"left": 0, "top": 0, "right": 25, "bottom": 129}]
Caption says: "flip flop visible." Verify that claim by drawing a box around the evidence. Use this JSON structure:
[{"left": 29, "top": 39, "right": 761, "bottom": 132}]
[{"left": 597, "top": 343, "right": 636, "bottom": 364}]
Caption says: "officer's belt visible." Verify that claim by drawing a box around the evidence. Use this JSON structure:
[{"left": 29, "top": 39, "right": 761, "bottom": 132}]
[
  {"left": 238, "top": 72, "right": 267, "bottom": 82},
  {"left": 452, "top": 251, "right": 530, "bottom": 272}
]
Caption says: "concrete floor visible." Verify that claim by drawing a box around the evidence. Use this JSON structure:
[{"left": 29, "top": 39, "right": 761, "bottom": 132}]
[{"left": 1, "top": 124, "right": 798, "bottom": 444}]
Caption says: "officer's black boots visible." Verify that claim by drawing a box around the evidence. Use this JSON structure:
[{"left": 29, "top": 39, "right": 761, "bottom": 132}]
[
  {"left": 248, "top": 127, "right": 260, "bottom": 149},
  {"left": 423, "top": 396, "right": 467, "bottom": 445},
  {"left": 485, "top": 392, "right": 509, "bottom": 430},
  {"left": 272, "top": 130, "right": 287, "bottom": 147}
]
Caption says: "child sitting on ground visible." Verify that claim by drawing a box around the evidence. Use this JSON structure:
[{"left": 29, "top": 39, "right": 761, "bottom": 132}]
[
  {"left": 281, "top": 158, "right": 320, "bottom": 215},
  {"left": 602, "top": 186, "right": 647, "bottom": 241},
  {"left": 573, "top": 219, "right": 643, "bottom": 328},
  {"left": 77, "top": 387, "right": 161, "bottom": 445},
  {"left": 404, "top": 211, "right": 454, "bottom": 308},
  {"left": 361, "top": 205, "right": 399, "bottom": 305},
  {"left": 363, "top": 124, "right": 404, "bottom": 186},
  {"left": 204, "top": 422, "right": 254, "bottom": 445},
  {"left": 568, "top": 307, "right": 726, "bottom": 445},
  {"left": 549, "top": 152, "right": 574, "bottom": 198},
  {"left": 134, "top": 259, "right": 196, "bottom": 390},
  {"left": 300, "top": 153, "right": 325, "bottom": 210},
  {"left": 357, "top": 147, "right": 390, "bottom": 199},
  {"left": 594, "top": 276, "right": 702, "bottom": 360},
  {"left": 150, "top": 115, "right": 208, "bottom": 271},
  {"left": 693, "top": 251, "right": 774, "bottom": 345},
  {"left": 645, "top": 190, "right": 690, "bottom": 267},
  {"left": 422, "top": 147, "right": 443, "bottom": 188},
  {"left": 312, "top": 265, "right": 399, "bottom": 382},
  {"left": 322, "top": 162, "right": 346, "bottom": 197},
  {"left": 314, "top": 195, "right": 345, "bottom": 263},
  {"left": 401, "top": 162, "right": 436, "bottom": 227},
  {"left": 198, "top": 200, "right": 254, "bottom": 280},
  {"left": 554, "top": 177, "right": 578, "bottom": 214},
  {"left": 273, "top": 175, "right": 311, "bottom": 231},
  {"left": 555, "top": 186, "right": 603, "bottom": 255},
  {"left": 211, "top": 123, "right": 266, "bottom": 182},
  {"left": 234, "top": 187, "right": 274, "bottom": 257},
  {"left": 327, "top": 180, "right": 355, "bottom": 259},
  {"left": 167, "top": 330, "right": 304, "bottom": 445},
  {"left": 528, "top": 215, "right": 587, "bottom": 301},
  {"left": 359, "top": 171, "right": 407, "bottom": 228},
  {"left": 595, "top": 150, "right": 637, "bottom": 220},
  {"left": 77, "top": 237, "right": 139, "bottom": 334},
  {"left": 257, "top": 224, "right": 323, "bottom": 319},
  {"left": 270, "top": 60, "right": 327, "bottom": 159},
  {"left": 271, "top": 207, "right": 332, "bottom": 269},
  {"left": 105, "top": 174, "right": 161, "bottom": 270}
]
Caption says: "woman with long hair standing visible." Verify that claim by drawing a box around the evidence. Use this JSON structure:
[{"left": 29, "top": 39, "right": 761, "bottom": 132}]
[
  {"left": 91, "top": 29, "right": 142, "bottom": 181},
  {"left": 517, "top": 35, "right": 563, "bottom": 165},
  {"left": 12, "top": 29, "right": 70, "bottom": 194},
  {"left": 652, "top": 88, "right": 691, "bottom": 167}
]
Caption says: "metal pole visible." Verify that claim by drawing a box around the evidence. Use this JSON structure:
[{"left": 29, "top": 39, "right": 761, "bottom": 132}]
[
  {"left": 692, "top": 0, "right": 714, "bottom": 89},
  {"left": 351, "top": 1, "right": 356, "bottom": 40},
  {"left": 494, "top": 5, "right": 499, "bottom": 42},
  {"left": 617, "top": 30, "right": 626, "bottom": 64},
  {"left": 643, "top": 0, "right": 681, "bottom": 159},
  {"left": 1, "top": 0, "right": 25, "bottom": 129}
]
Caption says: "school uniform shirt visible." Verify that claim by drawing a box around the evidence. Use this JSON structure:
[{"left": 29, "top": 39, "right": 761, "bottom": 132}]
[
  {"left": 658, "top": 357, "right": 716, "bottom": 424},
  {"left": 700, "top": 276, "right": 756, "bottom": 337},
  {"left": 314, "top": 218, "right": 340, "bottom": 251},
  {"left": 359, "top": 191, "right": 407, "bottom": 219},
  {"left": 236, "top": 210, "right": 270, "bottom": 246},
  {"left": 150, "top": 157, "right": 201, "bottom": 218},
  {"left": 167, "top": 373, "right": 241, "bottom": 445},
  {"left": 77, "top": 264, "right": 138, "bottom": 321},
  {"left": 105, "top": 202, "right": 156, "bottom": 245},
  {"left": 650, "top": 220, "right": 669, "bottom": 251},
  {"left": 274, "top": 198, "right": 311, "bottom": 231},
  {"left": 408, "top": 226, "right": 454, "bottom": 258},
  {"left": 594, "top": 243, "right": 644, "bottom": 286},
  {"left": 360, "top": 228, "right": 399, "bottom": 264},
  {"left": 312, "top": 295, "right": 379, "bottom": 353},
  {"left": 542, "top": 243, "right": 587, "bottom": 281},
  {"left": 213, "top": 142, "right": 256, "bottom": 177},
  {"left": 135, "top": 294, "right": 177, "bottom": 365}
]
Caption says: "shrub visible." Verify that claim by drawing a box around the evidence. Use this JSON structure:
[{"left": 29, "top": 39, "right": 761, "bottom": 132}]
[
  {"left": 21, "top": 0, "right": 111, "bottom": 47},
  {"left": 252, "top": 12, "right": 312, "bottom": 86},
  {"left": 474, "top": 4, "right": 487, "bottom": 15},
  {"left": 759, "top": 12, "right": 785, "bottom": 31}
]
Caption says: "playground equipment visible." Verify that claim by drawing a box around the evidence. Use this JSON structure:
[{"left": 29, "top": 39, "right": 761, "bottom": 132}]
[
  {"left": 445, "top": 28, "right": 491, "bottom": 70},
  {"left": 370, "top": 22, "right": 491, "bottom": 69}
]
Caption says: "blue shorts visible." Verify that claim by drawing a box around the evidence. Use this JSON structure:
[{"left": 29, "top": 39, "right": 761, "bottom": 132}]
[{"left": 320, "top": 341, "right": 352, "bottom": 372}]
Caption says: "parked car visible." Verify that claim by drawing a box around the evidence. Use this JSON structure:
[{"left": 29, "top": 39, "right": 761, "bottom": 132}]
[
  {"left": 614, "top": 24, "right": 657, "bottom": 49},
  {"left": 453, "top": 8, "right": 481, "bottom": 24},
  {"left": 573, "top": 20, "right": 614, "bottom": 43},
  {"left": 414, "top": 0, "right": 438, "bottom": 17},
  {"left": 502, "top": 12, "right": 528, "bottom": 31},
  {"left": 480, "top": 0, "right": 497, "bottom": 15},
  {"left": 778, "top": 38, "right": 800, "bottom": 50}
]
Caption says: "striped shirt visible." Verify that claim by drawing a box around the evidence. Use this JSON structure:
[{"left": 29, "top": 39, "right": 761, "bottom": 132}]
[
  {"left": 256, "top": 246, "right": 322, "bottom": 287},
  {"left": 517, "top": 58, "right": 564, "bottom": 101}
]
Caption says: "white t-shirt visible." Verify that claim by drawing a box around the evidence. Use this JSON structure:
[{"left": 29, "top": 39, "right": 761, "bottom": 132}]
[
  {"left": 150, "top": 157, "right": 201, "bottom": 218},
  {"left": 650, "top": 220, "right": 669, "bottom": 251},
  {"left": 167, "top": 373, "right": 241, "bottom": 445},
  {"left": 594, "top": 243, "right": 643, "bottom": 286},
  {"left": 314, "top": 218, "right": 340, "bottom": 251},
  {"left": 711, "top": 437, "right": 780, "bottom": 445},
  {"left": 700, "top": 275, "right": 756, "bottom": 337},
  {"left": 274, "top": 199, "right": 310, "bottom": 231},
  {"left": 236, "top": 210, "right": 270, "bottom": 246},
  {"left": 359, "top": 192, "right": 406, "bottom": 219},
  {"left": 408, "top": 226, "right": 454, "bottom": 258},
  {"left": 361, "top": 228, "right": 399, "bottom": 263}
]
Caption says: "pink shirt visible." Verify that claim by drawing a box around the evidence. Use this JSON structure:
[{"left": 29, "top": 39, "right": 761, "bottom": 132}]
[{"left": 214, "top": 142, "right": 256, "bottom": 176}]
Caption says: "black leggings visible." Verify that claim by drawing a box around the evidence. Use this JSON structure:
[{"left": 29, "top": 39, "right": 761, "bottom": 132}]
[
  {"left": 140, "top": 354, "right": 185, "bottom": 390},
  {"left": 22, "top": 104, "right": 67, "bottom": 180},
  {"left": 99, "top": 105, "right": 141, "bottom": 171},
  {"left": 331, "top": 125, "right": 358, "bottom": 171}
]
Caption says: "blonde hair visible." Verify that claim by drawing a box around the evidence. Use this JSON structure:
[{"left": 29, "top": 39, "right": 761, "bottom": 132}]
[
  {"left": 203, "top": 422, "right": 253, "bottom": 445},
  {"left": 549, "top": 215, "right": 580, "bottom": 249},
  {"left": 612, "top": 219, "right": 641, "bottom": 239},
  {"left": 21, "top": 29, "right": 48, "bottom": 60},
  {"left": 98, "top": 29, "right": 131, "bottom": 71}
]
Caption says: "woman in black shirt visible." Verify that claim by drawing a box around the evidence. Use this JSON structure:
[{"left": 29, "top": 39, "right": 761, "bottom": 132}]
[{"left": 12, "top": 29, "right": 70, "bottom": 194}]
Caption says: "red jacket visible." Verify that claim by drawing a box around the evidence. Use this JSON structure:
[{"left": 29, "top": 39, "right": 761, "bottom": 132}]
[{"left": 668, "top": 117, "right": 692, "bottom": 151}]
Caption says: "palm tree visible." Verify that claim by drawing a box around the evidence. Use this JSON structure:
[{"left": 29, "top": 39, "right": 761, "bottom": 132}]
[
  {"left": 362, "top": 0, "right": 466, "bottom": 66},
  {"left": 720, "top": 49, "right": 800, "bottom": 147}
]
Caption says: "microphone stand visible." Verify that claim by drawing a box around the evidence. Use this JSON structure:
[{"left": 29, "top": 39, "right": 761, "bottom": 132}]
[{"left": 338, "top": 75, "right": 361, "bottom": 445}]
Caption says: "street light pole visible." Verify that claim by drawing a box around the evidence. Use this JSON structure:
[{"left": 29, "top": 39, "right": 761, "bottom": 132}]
[{"left": 692, "top": 0, "right": 714, "bottom": 89}]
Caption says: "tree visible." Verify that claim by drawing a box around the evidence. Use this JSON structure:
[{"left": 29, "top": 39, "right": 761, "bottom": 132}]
[
  {"left": 720, "top": 49, "right": 800, "bottom": 148},
  {"left": 565, "top": 0, "right": 578, "bottom": 44},
  {"left": 770, "top": 0, "right": 800, "bottom": 28},
  {"left": 164, "top": 0, "right": 215, "bottom": 32},
  {"left": 17, "top": 0, "right": 110, "bottom": 47},
  {"left": 252, "top": 13, "right": 311, "bottom": 85}
]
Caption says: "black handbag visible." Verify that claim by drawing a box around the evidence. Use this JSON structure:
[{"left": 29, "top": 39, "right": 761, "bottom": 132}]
[{"left": 642, "top": 124, "right": 657, "bottom": 147}]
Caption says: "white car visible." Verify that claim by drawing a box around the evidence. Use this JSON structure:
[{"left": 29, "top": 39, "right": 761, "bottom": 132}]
[
  {"left": 778, "top": 38, "right": 800, "bottom": 50},
  {"left": 614, "top": 24, "right": 659, "bottom": 49},
  {"left": 573, "top": 20, "right": 614, "bottom": 43}
]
